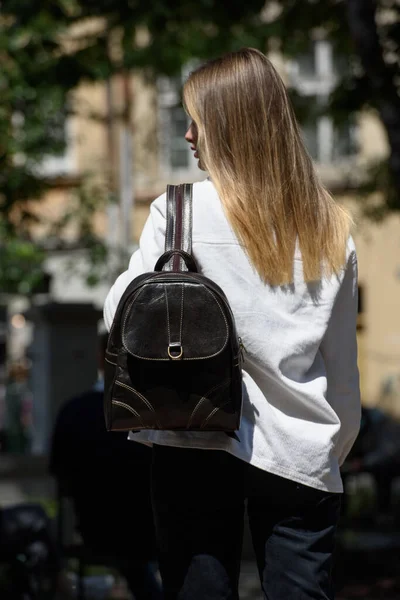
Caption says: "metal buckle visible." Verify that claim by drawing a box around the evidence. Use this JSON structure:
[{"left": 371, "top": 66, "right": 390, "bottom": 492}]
[{"left": 168, "top": 343, "right": 183, "bottom": 360}]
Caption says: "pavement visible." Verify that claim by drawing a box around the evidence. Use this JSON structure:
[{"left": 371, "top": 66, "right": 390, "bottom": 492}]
[
  {"left": 337, "top": 579, "right": 400, "bottom": 600},
  {"left": 238, "top": 562, "right": 400, "bottom": 599},
  {"left": 58, "top": 520, "right": 400, "bottom": 599},
  {"left": 239, "top": 562, "right": 263, "bottom": 599},
  {"left": 71, "top": 559, "right": 400, "bottom": 600}
]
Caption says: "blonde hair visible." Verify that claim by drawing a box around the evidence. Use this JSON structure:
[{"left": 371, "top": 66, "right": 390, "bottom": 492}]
[{"left": 183, "top": 48, "right": 352, "bottom": 285}]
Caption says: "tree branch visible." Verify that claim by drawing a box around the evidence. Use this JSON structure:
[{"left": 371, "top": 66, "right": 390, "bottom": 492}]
[{"left": 346, "top": 0, "right": 400, "bottom": 206}]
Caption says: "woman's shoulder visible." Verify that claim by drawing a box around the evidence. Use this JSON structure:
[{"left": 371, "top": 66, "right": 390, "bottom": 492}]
[{"left": 192, "top": 180, "right": 236, "bottom": 242}]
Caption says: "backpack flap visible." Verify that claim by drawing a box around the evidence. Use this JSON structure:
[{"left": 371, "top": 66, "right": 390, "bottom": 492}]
[{"left": 121, "top": 280, "right": 229, "bottom": 361}]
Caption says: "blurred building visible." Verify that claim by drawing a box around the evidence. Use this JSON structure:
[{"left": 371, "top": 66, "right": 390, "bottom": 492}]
[{"left": 13, "top": 40, "right": 400, "bottom": 414}]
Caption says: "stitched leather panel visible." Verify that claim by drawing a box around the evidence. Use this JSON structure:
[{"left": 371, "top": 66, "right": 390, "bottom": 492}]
[
  {"left": 165, "top": 183, "right": 193, "bottom": 271},
  {"left": 181, "top": 183, "right": 193, "bottom": 263},
  {"left": 165, "top": 184, "right": 176, "bottom": 271},
  {"left": 122, "top": 281, "right": 229, "bottom": 360},
  {"left": 172, "top": 186, "right": 183, "bottom": 271},
  {"left": 111, "top": 348, "right": 241, "bottom": 431}
]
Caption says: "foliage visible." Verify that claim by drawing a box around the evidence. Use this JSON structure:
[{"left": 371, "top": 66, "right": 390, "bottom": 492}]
[
  {"left": 0, "top": 230, "right": 46, "bottom": 296},
  {"left": 275, "top": 0, "right": 400, "bottom": 213},
  {"left": 1, "top": 0, "right": 400, "bottom": 294},
  {"left": 0, "top": 0, "right": 271, "bottom": 294}
]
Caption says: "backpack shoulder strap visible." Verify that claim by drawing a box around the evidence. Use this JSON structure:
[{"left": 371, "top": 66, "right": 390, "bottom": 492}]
[{"left": 165, "top": 183, "right": 193, "bottom": 271}]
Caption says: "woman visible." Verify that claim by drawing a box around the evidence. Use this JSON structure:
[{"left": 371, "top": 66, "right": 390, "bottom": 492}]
[{"left": 104, "top": 48, "right": 360, "bottom": 600}]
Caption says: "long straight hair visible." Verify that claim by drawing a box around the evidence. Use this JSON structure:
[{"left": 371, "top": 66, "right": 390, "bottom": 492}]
[{"left": 183, "top": 48, "right": 352, "bottom": 285}]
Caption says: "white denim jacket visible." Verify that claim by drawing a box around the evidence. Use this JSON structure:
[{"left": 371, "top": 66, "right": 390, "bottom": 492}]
[{"left": 104, "top": 179, "right": 361, "bottom": 492}]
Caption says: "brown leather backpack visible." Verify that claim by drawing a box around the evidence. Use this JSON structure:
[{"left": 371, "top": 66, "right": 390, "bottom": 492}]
[{"left": 104, "top": 183, "right": 243, "bottom": 436}]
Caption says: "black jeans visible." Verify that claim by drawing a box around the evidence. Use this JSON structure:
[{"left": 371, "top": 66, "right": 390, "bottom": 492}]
[
  {"left": 119, "top": 561, "right": 163, "bottom": 600},
  {"left": 151, "top": 445, "right": 341, "bottom": 600}
]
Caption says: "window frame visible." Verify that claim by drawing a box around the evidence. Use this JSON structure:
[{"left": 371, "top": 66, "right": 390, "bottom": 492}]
[
  {"left": 157, "top": 70, "right": 200, "bottom": 179},
  {"left": 288, "top": 41, "right": 358, "bottom": 165}
]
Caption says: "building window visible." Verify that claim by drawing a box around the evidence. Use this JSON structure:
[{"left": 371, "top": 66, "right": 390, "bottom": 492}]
[
  {"left": 158, "top": 72, "right": 198, "bottom": 175},
  {"left": 38, "top": 128, "right": 74, "bottom": 177},
  {"left": 301, "top": 111, "right": 357, "bottom": 163},
  {"left": 302, "top": 120, "right": 319, "bottom": 161},
  {"left": 12, "top": 106, "right": 74, "bottom": 178},
  {"left": 289, "top": 41, "right": 357, "bottom": 164},
  {"left": 296, "top": 41, "right": 317, "bottom": 79},
  {"left": 169, "top": 105, "right": 190, "bottom": 170},
  {"left": 332, "top": 121, "right": 357, "bottom": 161}
]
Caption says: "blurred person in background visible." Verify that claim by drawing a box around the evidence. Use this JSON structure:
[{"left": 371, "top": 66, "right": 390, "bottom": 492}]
[
  {"left": 0, "top": 379, "right": 6, "bottom": 453},
  {"left": 4, "top": 361, "right": 33, "bottom": 454},
  {"left": 344, "top": 406, "right": 400, "bottom": 521},
  {"left": 49, "top": 333, "right": 162, "bottom": 600}
]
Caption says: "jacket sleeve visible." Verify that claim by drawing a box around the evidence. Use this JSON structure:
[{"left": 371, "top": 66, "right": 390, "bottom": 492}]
[
  {"left": 103, "top": 193, "right": 166, "bottom": 331},
  {"left": 320, "top": 245, "right": 361, "bottom": 466}
]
